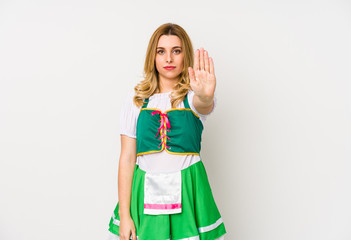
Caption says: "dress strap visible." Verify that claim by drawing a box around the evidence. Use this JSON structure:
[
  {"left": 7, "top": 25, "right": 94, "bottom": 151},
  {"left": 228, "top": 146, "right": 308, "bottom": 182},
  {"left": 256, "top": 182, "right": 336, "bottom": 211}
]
[
  {"left": 183, "top": 93, "right": 191, "bottom": 109},
  {"left": 142, "top": 98, "right": 149, "bottom": 108}
]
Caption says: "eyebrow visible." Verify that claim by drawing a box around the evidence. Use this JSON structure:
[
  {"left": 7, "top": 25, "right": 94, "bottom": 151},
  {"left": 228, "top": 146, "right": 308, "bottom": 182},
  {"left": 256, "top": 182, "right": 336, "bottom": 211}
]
[{"left": 156, "top": 46, "right": 182, "bottom": 49}]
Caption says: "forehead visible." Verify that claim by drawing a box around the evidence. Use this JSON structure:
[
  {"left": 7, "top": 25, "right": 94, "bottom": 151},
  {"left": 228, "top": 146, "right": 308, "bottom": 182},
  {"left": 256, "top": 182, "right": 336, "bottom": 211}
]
[{"left": 157, "top": 35, "right": 182, "bottom": 48}]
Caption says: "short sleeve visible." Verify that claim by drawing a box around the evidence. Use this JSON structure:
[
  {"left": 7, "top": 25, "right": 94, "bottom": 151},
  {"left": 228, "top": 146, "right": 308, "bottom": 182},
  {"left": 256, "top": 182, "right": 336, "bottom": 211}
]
[
  {"left": 119, "top": 91, "right": 141, "bottom": 138},
  {"left": 187, "top": 89, "right": 217, "bottom": 122}
]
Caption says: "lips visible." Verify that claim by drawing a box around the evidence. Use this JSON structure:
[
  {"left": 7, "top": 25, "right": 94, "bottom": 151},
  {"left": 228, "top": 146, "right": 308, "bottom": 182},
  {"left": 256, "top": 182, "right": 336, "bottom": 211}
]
[{"left": 164, "top": 66, "right": 176, "bottom": 70}]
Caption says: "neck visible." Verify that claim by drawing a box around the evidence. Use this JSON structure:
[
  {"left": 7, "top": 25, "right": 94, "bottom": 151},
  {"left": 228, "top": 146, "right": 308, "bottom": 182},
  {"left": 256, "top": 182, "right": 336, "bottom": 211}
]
[{"left": 157, "top": 76, "right": 178, "bottom": 93}]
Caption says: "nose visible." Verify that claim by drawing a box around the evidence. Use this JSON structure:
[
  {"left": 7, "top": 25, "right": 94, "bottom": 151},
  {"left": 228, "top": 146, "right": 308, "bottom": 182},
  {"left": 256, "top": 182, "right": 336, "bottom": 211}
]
[{"left": 166, "top": 52, "right": 172, "bottom": 63}]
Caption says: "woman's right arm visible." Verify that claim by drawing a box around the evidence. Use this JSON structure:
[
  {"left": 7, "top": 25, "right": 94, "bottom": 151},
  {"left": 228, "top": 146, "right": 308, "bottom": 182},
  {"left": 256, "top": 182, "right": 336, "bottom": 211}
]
[{"left": 118, "top": 134, "right": 137, "bottom": 240}]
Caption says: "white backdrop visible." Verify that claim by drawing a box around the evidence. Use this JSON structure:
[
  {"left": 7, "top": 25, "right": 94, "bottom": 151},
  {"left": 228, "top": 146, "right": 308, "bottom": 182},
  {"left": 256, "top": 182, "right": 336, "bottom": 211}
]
[{"left": 0, "top": 0, "right": 350, "bottom": 239}]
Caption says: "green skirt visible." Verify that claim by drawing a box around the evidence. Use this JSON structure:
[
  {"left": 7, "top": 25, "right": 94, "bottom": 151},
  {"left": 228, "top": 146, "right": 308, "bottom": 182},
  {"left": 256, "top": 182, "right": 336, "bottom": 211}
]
[{"left": 108, "top": 160, "right": 227, "bottom": 240}]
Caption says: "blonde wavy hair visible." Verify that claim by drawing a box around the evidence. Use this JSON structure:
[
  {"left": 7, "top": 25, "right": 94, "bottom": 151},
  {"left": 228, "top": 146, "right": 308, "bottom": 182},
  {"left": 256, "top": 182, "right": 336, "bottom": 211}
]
[{"left": 133, "top": 23, "right": 194, "bottom": 108}]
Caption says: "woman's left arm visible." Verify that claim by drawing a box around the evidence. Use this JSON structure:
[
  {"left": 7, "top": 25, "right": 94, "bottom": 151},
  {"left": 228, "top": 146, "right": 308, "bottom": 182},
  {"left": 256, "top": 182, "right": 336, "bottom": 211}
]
[{"left": 188, "top": 47, "right": 216, "bottom": 115}]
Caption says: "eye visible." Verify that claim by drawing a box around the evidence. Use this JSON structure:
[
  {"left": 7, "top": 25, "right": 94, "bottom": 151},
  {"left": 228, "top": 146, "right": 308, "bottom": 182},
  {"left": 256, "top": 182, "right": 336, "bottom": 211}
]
[
  {"left": 173, "top": 49, "right": 181, "bottom": 54},
  {"left": 157, "top": 50, "right": 164, "bottom": 54}
]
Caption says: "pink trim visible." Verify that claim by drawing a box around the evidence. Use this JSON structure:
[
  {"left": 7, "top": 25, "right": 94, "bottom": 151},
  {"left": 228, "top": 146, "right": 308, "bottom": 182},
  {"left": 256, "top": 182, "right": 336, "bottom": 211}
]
[
  {"left": 151, "top": 110, "right": 172, "bottom": 149},
  {"left": 144, "top": 203, "right": 181, "bottom": 209}
]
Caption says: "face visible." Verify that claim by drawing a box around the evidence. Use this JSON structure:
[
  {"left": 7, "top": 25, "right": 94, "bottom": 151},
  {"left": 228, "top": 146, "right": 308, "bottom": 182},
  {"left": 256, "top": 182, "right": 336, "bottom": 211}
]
[{"left": 155, "top": 35, "right": 184, "bottom": 82}]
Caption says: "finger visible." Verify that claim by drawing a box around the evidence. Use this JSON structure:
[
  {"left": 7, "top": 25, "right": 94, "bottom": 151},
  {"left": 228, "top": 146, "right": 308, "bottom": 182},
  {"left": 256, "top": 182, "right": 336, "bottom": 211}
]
[
  {"left": 209, "top": 57, "right": 215, "bottom": 75},
  {"left": 194, "top": 49, "right": 199, "bottom": 71},
  {"left": 188, "top": 67, "right": 196, "bottom": 83},
  {"left": 204, "top": 50, "right": 210, "bottom": 73},
  {"left": 199, "top": 47, "right": 204, "bottom": 70},
  {"left": 131, "top": 230, "right": 137, "bottom": 240}
]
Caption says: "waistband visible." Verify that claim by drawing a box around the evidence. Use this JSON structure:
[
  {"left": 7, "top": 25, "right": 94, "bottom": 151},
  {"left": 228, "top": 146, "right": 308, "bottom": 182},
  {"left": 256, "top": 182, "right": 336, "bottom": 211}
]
[{"left": 135, "top": 159, "right": 203, "bottom": 175}]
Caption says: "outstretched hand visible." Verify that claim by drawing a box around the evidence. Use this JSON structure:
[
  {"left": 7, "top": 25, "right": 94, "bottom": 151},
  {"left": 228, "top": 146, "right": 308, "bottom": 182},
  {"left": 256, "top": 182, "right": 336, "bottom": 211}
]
[{"left": 188, "top": 47, "right": 216, "bottom": 99}]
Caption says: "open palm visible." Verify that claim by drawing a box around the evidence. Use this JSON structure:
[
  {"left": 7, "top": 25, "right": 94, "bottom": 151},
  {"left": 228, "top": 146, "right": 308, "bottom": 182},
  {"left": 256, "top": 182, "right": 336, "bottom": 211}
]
[{"left": 188, "top": 47, "right": 216, "bottom": 99}]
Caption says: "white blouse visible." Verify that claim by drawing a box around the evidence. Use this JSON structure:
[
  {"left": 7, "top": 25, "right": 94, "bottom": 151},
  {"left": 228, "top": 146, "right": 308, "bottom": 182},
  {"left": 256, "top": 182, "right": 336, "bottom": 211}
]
[{"left": 119, "top": 89, "right": 217, "bottom": 173}]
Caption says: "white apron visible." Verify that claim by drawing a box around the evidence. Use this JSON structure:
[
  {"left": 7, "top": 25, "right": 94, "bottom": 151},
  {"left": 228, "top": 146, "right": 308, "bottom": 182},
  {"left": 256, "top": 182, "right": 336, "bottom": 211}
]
[{"left": 144, "top": 170, "right": 182, "bottom": 215}]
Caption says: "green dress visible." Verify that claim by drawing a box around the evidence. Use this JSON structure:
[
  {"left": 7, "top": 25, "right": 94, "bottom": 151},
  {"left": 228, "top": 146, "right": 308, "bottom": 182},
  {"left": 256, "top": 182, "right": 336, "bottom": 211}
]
[{"left": 108, "top": 91, "right": 227, "bottom": 240}]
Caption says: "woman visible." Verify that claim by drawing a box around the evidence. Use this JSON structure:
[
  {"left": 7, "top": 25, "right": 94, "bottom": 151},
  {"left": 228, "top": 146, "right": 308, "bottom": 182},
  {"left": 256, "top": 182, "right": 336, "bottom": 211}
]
[{"left": 107, "top": 23, "right": 227, "bottom": 240}]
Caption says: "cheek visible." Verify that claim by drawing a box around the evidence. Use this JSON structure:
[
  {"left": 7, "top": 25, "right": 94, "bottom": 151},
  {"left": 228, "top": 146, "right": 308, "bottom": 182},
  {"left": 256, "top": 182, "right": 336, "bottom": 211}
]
[
  {"left": 179, "top": 55, "right": 184, "bottom": 66},
  {"left": 178, "top": 58, "right": 184, "bottom": 70},
  {"left": 155, "top": 57, "right": 162, "bottom": 68},
  {"left": 176, "top": 58, "right": 184, "bottom": 73}
]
